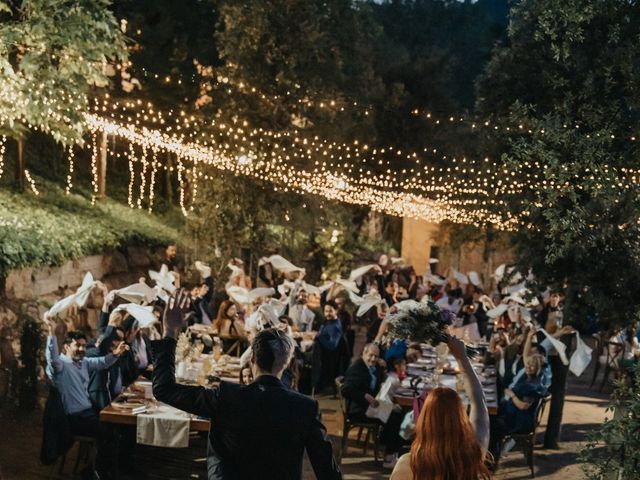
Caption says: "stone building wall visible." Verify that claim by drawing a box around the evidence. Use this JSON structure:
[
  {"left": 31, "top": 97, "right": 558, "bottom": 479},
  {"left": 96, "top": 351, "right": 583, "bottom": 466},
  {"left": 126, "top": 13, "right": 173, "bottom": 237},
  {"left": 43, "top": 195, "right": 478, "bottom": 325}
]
[
  {"left": 401, "top": 217, "right": 514, "bottom": 291},
  {"left": 0, "top": 245, "right": 166, "bottom": 400}
]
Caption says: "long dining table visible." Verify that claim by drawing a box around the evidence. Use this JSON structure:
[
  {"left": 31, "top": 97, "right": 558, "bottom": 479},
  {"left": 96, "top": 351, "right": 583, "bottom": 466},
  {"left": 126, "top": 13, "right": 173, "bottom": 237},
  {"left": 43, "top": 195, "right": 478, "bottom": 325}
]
[{"left": 392, "top": 344, "right": 499, "bottom": 415}]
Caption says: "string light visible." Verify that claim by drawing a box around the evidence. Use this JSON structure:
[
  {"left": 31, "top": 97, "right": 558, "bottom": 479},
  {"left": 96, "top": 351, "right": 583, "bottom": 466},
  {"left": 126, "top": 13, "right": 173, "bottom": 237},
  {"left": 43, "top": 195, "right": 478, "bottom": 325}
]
[
  {"left": 148, "top": 147, "right": 158, "bottom": 213},
  {"left": 65, "top": 146, "right": 74, "bottom": 194},
  {"left": 127, "top": 142, "right": 136, "bottom": 208},
  {"left": 176, "top": 158, "right": 188, "bottom": 217},
  {"left": 0, "top": 135, "right": 6, "bottom": 179},
  {"left": 137, "top": 144, "right": 148, "bottom": 209},
  {"left": 89, "top": 132, "right": 99, "bottom": 204},
  {"left": 24, "top": 169, "right": 39, "bottom": 196}
]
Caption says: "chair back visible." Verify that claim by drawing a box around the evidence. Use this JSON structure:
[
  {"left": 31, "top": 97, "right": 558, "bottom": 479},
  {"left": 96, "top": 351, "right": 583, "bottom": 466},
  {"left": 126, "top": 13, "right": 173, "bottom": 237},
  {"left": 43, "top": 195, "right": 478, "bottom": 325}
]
[
  {"left": 535, "top": 393, "right": 552, "bottom": 430},
  {"left": 335, "top": 376, "right": 348, "bottom": 417},
  {"left": 605, "top": 340, "right": 626, "bottom": 369}
]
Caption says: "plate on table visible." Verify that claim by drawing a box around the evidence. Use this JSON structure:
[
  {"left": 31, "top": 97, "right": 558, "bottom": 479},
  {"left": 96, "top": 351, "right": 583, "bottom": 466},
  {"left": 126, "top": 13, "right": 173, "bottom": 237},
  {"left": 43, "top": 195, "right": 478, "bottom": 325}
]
[
  {"left": 395, "top": 388, "right": 416, "bottom": 397},
  {"left": 112, "top": 401, "right": 145, "bottom": 411}
]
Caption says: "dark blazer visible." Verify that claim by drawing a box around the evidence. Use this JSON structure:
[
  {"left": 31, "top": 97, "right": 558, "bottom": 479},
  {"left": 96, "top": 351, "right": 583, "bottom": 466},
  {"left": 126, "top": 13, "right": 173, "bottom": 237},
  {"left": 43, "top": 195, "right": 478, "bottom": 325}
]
[
  {"left": 193, "top": 276, "right": 215, "bottom": 324},
  {"left": 40, "top": 386, "right": 73, "bottom": 465},
  {"left": 151, "top": 338, "right": 342, "bottom": 480},
  {"left": 341, "top": 358, "right": 385, "bottom": 418}
]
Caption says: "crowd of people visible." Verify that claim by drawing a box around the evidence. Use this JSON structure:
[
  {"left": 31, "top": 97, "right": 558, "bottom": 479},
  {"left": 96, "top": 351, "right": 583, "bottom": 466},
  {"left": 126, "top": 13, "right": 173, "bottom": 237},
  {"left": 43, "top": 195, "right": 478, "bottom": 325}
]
[{"left": 42, "top": 243, "right": 580, "bottom": 479}]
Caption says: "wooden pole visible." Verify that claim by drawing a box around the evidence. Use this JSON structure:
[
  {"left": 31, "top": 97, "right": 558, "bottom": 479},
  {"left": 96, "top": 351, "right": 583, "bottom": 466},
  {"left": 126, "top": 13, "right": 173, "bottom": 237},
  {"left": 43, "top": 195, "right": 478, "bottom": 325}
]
[{"left": 97, "top": 131, "right": 107, "bottom": 200}]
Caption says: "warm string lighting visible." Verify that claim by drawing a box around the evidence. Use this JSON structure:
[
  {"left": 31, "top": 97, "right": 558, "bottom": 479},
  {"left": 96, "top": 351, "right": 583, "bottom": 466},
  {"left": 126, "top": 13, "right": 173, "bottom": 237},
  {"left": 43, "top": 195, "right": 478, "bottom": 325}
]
[
  {"left": 176, "top": 158, "right": 188, "bottom": 217},
  {"left": 65, "top": 146, "right": 74, "bottom": 194},
  {"left": 127, "top": 142, "right": 136, "bottom": 208},
  {"left": 189, "top": 166, "right": 198, "bottom": 212},
  {"left": 88, "top": 132, "right": 100, "bottom": 204},
  {"left": 137, "top": 144, "right": 148, "bottom": 209},
  {"left": 24, "top": 169, "right": 39, "bottom": 195},
  {"left": 0, "top": 135, "right": 6, "bottom": 179},
  {"left": 148, "top": 147, "right": 158, "bottom": 213}
]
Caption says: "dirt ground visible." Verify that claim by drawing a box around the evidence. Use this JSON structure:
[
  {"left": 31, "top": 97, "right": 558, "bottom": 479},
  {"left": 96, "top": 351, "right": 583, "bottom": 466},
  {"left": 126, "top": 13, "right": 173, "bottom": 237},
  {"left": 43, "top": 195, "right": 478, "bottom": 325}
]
[{"left": 0, "top": 337, "right": 609, "bottom": 480}]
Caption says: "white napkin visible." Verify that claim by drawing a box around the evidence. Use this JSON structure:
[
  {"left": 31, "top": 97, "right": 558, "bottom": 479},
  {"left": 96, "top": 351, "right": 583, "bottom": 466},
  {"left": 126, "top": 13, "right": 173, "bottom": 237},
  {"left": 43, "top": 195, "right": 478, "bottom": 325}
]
[
  {"left": 366, "top": 399, "right": 394, "bottom": 424},
  {"left": 136, "top": 404, "right": 191, "bottom": 448}
]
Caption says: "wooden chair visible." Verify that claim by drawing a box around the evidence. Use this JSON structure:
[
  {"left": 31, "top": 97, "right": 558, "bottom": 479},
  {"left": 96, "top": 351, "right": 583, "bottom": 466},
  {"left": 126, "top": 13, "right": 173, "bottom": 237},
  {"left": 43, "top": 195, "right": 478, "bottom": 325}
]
[
  {"left": 334, "top": 376, "right": 381, "bottom": 465},
  {"left": 502, "top": 393, "right": 551, "bottom": 478},
  {"left": 589, "top": 332, "right": 606, "bottom": 389},
  {"left": 599, "top": 341, "right": 626, "bottom": 391},
  {"left": 49, "top": 436, "right": 96, "bottom": 479}
]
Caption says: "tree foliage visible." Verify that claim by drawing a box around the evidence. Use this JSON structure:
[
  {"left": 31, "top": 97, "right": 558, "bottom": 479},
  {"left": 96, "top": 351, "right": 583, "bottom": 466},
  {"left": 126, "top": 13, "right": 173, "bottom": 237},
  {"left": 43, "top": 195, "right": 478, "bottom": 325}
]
[
  {"left": 477, "top": 0, "right": 640, "bottom": 328},
  {"left": 0, "top": 0, "right": 127, "bottom": 144}
]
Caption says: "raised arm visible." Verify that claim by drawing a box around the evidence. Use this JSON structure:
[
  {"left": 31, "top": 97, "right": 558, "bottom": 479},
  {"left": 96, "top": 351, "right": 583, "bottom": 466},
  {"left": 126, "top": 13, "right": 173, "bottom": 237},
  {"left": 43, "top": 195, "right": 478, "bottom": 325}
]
[
  {"left": 448, "top": 337, "right": 489, "bottom": 452},
  {"left": 45, "top": 315, "right": 63, "bottom": 380},
  {"left": 152, "top": 289, "right": 219, "bottom": 418}
]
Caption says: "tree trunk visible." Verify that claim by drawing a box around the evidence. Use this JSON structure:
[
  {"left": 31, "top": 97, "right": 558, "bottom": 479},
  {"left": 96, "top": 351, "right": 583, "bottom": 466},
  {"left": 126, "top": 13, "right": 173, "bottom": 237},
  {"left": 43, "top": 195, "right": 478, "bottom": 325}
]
[
  {"left": 97, "top": 131, "right": 107, "bottom": 200},
  {"left": 15, "top": 138, "right": 24, "bottom": 190}
]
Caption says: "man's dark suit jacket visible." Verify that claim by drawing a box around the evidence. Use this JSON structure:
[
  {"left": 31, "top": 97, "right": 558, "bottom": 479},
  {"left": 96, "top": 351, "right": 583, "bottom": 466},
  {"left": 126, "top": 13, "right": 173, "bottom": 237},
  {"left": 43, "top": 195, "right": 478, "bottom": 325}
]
[
  {"left": 152, "top": 338, "right": 341, "bottom": 480},
  {"left": 340, "top": 358, "right": 385, "bottom": 418}
]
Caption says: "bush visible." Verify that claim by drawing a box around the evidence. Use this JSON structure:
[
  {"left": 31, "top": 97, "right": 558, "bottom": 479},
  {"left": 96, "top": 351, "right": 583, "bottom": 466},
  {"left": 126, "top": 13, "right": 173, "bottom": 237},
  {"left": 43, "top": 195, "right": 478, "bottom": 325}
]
[
  {"left": 581, "top": 362, "right": 640, "bottom": 479},
  {"left": 0, "top": 177, "right": 181, "bottom": 276}
]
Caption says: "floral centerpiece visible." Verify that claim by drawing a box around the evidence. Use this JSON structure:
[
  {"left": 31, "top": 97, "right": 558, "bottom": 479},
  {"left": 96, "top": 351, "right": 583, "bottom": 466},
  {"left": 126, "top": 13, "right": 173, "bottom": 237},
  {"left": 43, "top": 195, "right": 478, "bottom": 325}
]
[{"left": 387, "top": 299, "right": 476, "bottom": 357}]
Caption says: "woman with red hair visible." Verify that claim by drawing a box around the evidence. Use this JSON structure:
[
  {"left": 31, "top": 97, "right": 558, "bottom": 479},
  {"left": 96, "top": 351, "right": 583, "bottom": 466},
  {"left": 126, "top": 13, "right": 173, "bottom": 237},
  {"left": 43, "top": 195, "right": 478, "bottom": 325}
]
[{"left": 390, "top": 337, "right": 491, "bottom": 479}]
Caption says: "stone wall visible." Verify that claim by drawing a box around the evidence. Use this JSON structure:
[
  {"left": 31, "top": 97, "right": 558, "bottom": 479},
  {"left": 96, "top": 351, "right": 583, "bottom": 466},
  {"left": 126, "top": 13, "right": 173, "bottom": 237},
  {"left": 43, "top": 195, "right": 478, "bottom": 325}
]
[
  {"left": 401, "top": 217, "right": 514, "bottom": 291},
  {"left": 0, "top": 245, "right": 165, "bottom": 397}
]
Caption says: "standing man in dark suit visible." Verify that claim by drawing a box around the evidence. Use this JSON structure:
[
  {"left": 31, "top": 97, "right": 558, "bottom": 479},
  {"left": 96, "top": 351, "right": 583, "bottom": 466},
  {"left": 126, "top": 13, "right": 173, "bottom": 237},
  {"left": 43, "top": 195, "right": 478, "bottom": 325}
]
[
  {"left": 152, "top": 290, "right": 342, "bottom": 480},
  {"left": 341, "top": 343, "right": 404, "bottom": 469}
]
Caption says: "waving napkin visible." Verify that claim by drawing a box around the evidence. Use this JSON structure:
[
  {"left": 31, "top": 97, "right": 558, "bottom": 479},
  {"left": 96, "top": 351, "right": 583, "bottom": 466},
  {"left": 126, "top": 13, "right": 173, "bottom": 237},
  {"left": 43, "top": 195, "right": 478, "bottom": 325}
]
[
  {"left": 113, "top": 281, "right": 156, "bottom": 304},
  {"left": 149, "top": 265, "right": 177, "bottom": 295},
  {"left": 226, "top": 286, "right": 276, "bottom": 305},
  {"left": 48, "top": 272, "right": 96, "bottom": 318},
  {"left": 265, "top": 255, "right": 304, "bottom": 274},
  {"left": 349, "top": 290, "right": 385, "bottom": 317},
  {"left": 348, "top": 264, "right": 378, "bottom": 282},
  {"left": 113, "top": 304, "right": 158, "bottom": 328}
]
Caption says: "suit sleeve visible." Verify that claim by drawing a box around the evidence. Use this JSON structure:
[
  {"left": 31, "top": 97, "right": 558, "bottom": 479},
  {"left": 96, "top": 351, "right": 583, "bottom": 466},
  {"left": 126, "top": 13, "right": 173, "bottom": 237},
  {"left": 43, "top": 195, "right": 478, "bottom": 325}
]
[
  {"left": 151, "top": 338, "right": 219, "bottom": 419},
  {"left": 305, "top": 400, "right": 342, "bottom": 480},
  {"left": 340, "top": 364, "right": 369, "bottom": 410}
]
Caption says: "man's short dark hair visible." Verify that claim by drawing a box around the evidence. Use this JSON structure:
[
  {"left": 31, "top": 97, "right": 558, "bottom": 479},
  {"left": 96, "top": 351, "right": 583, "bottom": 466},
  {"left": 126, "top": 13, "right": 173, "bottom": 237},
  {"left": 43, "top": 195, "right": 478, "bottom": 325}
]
[
  {"left": 324, "top": 300, "right": 338, "bottom": 310},
  {"left": 63, "top": 331, "right": 87, "bottom": 345},
  {"left": 252, "top": 329, "right": 294, "bottom": 373}
]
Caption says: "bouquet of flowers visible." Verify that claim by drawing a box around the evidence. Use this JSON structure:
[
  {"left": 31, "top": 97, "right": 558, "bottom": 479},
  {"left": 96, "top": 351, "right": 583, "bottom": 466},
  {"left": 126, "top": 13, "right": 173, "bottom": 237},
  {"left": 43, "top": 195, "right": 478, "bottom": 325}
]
[{"left": 387, "top": 299, "right": 476, "bottom": 356}]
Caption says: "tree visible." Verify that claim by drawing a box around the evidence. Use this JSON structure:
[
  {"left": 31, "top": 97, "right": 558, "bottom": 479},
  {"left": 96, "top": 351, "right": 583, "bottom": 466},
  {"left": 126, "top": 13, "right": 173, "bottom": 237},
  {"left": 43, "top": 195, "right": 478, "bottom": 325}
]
[
  {"left": 0, "top": 0, "right": 127, "bottom": 144},
  {"left": 476, "top": 0, "right": 640, "bottom": 329}
]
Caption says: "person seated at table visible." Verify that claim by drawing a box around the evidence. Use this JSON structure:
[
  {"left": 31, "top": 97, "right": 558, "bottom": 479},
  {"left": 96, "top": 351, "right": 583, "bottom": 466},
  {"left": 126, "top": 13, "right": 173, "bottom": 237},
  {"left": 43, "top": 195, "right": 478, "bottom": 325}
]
[
  {"left": 152, "top": 290, "right": 342, "bottom": 479},
  {"left": 488, "top": 352, "right": 547, "bottom": 467},
  {"left": 311, "top": 300, "right": 346, "bottom": 394},
  {"left": 341, "top": 343, "right": 405, "bottom": 469},
  {"left": 86, "top": 327, "right": 128, "bottom": 410},
  {"left": 376, "top": 357, "right": 408, "bottom": 403},
  {"left": 390, "top": 337, "right": 490, "bottom": 480},
  {"left": 45, "top": 314, "right": 129, "bottom": 480},
  {"left": 214, "top": 300, "right": 247, "bottom": 352}
]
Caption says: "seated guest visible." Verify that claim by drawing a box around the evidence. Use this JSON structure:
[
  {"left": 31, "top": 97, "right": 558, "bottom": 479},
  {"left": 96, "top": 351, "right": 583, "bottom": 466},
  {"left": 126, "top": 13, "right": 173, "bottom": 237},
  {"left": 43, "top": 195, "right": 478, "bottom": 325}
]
[
  {"left": 45, "top": 314, "right": 128, "bottom": 479},
  {"left": 214, "top": 300, "right": 247, "bottom": 352},
  {"left": 341, "top": 343, "right": 404, "bottom": 469},
  {"left": 312, "top": 301, "right": 345, "bottom": 393},
  {"left": 152, "top": 290, "right": 342, "bottom": 479},
  {"left": 390, "top": 337, "right": 490, "bottom": 479},
  {"left": 87, "top": 327, "right": 127, "bottom": 410},
  {"left": 488, "top": 352, "right": 547, "bottom": 466}
]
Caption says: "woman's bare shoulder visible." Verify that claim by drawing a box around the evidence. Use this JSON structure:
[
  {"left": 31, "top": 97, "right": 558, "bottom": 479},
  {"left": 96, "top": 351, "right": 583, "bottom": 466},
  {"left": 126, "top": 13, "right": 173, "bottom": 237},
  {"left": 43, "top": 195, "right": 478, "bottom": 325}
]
[{"left": 390, "top": 453, "right": 412, "bottom": 480}]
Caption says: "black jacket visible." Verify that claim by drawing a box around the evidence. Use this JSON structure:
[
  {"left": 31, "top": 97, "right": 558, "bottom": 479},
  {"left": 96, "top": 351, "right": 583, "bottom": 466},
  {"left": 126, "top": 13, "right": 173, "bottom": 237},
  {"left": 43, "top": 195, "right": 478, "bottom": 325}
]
[
  {"left": 193, "top": 276, "right": 215, "bottom": 325},
  {"left": 40, "top": 386, "right": 73, "bottom": 465},
  {"left": 341, "top": 358, "right": 385, "bottom": 418},
  {"left": 151, "top": 338, "right": 342, "bottom": 480}
]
